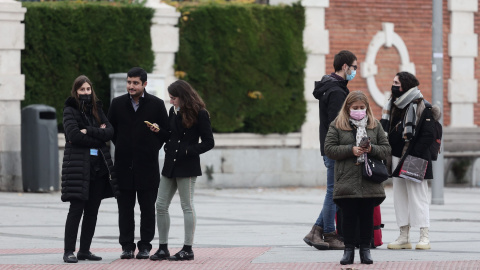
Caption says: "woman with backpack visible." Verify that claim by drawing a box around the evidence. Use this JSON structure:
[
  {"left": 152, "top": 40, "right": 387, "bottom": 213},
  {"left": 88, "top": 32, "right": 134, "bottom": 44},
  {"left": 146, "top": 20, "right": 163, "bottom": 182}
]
[{"left": 380, "top": 72, "right": 441, "bottom": 251}]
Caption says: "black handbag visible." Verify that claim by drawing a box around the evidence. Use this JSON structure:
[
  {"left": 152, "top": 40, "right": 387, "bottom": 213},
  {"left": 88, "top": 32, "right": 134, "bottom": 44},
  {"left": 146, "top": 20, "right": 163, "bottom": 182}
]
[{"left": 362, "top": 154, "right": 389, "bottom": 183}]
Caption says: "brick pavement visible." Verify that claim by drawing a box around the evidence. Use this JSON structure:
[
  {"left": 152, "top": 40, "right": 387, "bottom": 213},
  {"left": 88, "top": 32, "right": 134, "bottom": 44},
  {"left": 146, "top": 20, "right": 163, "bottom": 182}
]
[{"left": 1, "top": 247, "right": 479, "bottom": 269}]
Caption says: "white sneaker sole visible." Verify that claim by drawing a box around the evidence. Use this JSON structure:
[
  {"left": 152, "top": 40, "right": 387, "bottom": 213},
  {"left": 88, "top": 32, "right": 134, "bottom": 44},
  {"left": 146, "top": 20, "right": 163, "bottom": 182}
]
[
  {"left": 387, "top": 243, "right": 412, "bottom": 249},
  {"left": 415, "top": 243, "right": 431, "bottom": 250}
]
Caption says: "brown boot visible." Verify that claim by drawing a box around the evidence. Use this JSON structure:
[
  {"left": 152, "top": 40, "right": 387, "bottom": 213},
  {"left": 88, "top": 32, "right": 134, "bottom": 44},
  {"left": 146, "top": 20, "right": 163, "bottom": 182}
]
[
  {"left": 323, "top": 231, "right": 345, "bottom": 250},
  {"left": 312, "top": 226, "right": 329, "bottom": 250},
  {"left": 303, "top": 225, "right": 329, "bottom": 250},
  {"left": 303, "top": 225, "right": 316, "bottom": 246}
]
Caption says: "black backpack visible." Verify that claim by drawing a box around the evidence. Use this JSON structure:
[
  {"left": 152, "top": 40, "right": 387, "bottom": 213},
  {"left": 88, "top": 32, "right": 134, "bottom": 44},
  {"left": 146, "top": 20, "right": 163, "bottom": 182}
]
[{"left": 424, "top": 101, "right": 442, "bottom": 161}]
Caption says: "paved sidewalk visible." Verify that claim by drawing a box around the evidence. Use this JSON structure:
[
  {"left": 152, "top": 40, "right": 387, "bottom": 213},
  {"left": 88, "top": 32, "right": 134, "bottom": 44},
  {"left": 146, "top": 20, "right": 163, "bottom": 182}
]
[{"left": 1, "top": 186, "right": 480, "bottom": 269}]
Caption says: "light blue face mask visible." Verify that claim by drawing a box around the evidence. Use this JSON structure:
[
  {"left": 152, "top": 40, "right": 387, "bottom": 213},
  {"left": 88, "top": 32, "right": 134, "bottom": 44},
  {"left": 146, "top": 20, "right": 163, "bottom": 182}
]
[{"left": 346, "top": 69, "right": 356, "bottom": 81}]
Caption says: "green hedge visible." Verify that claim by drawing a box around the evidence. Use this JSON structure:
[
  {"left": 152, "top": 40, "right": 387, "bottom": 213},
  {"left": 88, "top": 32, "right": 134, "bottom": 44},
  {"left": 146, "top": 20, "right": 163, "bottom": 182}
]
[
  {"left": 176, "top": 3, "right": 306, "bottom": 134},
  {"left": 21, "top": 2, "right": 154, "bottom": 128}
]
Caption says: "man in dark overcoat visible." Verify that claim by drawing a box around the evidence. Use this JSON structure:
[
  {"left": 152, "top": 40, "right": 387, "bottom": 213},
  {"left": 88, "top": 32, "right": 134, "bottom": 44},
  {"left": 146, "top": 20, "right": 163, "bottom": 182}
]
[{"left": 108, "top": 67, "right": 168, "bottom": 259}]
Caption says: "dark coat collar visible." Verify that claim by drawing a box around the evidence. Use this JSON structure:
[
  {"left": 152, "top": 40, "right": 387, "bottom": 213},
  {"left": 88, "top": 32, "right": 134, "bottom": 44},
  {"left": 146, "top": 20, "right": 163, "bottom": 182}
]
[
  {"left": 123, "top": 89, "right": 152, "bottom": 101},
  {"left": 123, "top": 90, "right": 152, "bottom": 112},
  {"left": 170, "top": 107, "right": 185, "bottom": 135},
  {"left": 64, "top": 96, "right": 103, "bottom": 109}
]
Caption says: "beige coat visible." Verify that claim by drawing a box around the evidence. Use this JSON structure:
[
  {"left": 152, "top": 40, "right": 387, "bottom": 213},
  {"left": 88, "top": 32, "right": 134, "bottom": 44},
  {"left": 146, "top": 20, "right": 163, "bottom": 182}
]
[{"left": 324, "top": 119, "right": 391, "bottom": 206}]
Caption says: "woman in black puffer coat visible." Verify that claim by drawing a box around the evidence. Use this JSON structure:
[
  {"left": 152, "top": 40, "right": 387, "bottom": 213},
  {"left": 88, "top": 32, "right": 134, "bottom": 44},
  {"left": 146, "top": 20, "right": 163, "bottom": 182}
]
[{"left": 61, "top": 75, "right": 120, "bottom": 264}]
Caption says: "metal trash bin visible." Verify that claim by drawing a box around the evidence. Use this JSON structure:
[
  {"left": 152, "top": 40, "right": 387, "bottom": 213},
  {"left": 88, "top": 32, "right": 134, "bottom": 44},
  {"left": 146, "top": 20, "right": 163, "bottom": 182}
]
[{"left": 21, "top": 104, "right": 59, "bottom": 192}]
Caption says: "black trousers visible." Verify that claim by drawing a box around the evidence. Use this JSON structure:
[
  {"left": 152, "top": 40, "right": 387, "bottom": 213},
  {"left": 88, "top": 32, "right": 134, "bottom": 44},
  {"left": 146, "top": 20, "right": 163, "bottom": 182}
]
[
  {"left": 117, "top": 188, "right": 158, "bottom": 251},
  {"left": 338, "top": 198, "right": 376, "bottom": 247},
  {"left": 64, "top": 172, "right": 108, "bottom": 253}
]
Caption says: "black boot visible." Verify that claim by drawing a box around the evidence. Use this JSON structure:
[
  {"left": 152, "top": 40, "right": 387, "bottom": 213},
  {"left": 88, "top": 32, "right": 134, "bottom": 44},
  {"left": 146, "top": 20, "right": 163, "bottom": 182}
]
[
  {"left": 340, "top": 245, "right": 354, "bottom": 265},
  {"left": 359, "top": 245, "right": 373, "bottom": 264}
]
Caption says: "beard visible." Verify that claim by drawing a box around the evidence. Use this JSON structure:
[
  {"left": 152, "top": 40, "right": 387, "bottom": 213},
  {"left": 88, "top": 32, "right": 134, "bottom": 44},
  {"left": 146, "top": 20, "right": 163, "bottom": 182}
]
[{"left": 129, "top": 88, "right": 144, "bottom": 99}]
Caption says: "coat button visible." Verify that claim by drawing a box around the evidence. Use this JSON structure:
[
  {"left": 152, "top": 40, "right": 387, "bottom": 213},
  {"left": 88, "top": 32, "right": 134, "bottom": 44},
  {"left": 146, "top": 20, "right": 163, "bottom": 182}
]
[
  {"left": 176, "top": 150, "right": 178, "bottom": 152},
  {"left": 174, "top": 159, "right": 176, "bottom": 162},
  {"left": 178, "top": 140, "right": 180, "bottom": 143}
]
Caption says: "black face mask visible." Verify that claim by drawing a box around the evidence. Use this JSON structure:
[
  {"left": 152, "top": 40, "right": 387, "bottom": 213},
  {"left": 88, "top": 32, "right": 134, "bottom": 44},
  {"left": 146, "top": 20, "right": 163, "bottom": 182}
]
[
  {"left": 78, "top": 94, "right": 92, "bottom": 104},
  {"left": 391, "top": 85, "right": 403, "bottom": 98}
]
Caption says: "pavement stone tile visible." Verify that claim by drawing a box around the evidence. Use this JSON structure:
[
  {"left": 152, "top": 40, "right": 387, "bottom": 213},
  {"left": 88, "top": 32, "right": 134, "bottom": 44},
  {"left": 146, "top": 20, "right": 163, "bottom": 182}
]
[{"left": 1, "top": 186, "right": 480, "bottom": 269}]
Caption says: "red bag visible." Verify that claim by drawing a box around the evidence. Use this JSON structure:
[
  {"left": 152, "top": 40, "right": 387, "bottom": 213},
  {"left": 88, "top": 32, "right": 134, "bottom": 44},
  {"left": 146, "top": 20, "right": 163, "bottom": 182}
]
[{"left": 372, "top": 205, "right": 384, "bottom": 247}]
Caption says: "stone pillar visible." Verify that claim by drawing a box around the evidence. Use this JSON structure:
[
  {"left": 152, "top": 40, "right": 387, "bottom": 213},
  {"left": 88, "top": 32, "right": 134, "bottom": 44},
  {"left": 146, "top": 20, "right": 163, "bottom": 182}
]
[
  {"left": 300, "top": 0, "right": 329, "bottom": 149},
  {"left": 146, "top": 0, "right": 180, "bottom": 102},
  {"left": 448, "top": 0, "right": 478, "bottom": 127},
  {"left": 0, "top": 0, "right": 26, "bottom": 191}
]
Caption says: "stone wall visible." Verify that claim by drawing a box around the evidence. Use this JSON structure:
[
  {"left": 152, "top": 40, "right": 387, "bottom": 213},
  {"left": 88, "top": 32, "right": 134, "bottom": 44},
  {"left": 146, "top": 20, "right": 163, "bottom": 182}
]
[{"left": 0, "top": 1, "right": 26, "bottom": 191}]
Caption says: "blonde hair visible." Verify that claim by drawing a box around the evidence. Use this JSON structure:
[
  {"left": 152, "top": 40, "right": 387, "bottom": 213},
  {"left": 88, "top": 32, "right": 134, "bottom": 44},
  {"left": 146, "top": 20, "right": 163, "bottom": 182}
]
[{"left": 335, "top": 91, "right": 377, "bottom": 130}]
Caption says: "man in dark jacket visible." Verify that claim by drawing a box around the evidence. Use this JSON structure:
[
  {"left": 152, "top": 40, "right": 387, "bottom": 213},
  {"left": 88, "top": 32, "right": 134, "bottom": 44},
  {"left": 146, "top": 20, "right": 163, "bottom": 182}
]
[
  {"left": 303, "top": 50, "right": 357, "bottom": 250},
  {"left": 108, "top": 67, "right": 169, "bottom": 260}
]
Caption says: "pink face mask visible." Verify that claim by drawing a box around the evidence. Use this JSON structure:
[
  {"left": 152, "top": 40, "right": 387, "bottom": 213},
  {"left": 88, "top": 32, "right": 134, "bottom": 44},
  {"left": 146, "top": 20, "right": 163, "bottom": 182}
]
[{"left": 350, "top": 109, "right": 367, "bottom": 120}]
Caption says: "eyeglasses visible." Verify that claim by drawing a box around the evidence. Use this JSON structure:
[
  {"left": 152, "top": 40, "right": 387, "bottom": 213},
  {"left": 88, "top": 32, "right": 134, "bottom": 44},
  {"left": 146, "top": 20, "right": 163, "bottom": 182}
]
[{"left": 349, "top": 65, "right": 358, "bottom": 71}]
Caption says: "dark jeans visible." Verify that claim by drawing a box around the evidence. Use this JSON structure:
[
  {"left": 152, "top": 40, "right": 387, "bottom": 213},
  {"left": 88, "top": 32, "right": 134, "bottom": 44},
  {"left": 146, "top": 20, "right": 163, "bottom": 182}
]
[
  {"left": 64, "top": 172, "right": 108, "bottom": 253},
  {"left": 338, "top": 198, "right": 375, "bottom": 247},
  {"left": 314, "top": 156, "right": 337, "bottom": 233},
  {"left": 117, "top": 188, "right": 158, "bottom": 251}
]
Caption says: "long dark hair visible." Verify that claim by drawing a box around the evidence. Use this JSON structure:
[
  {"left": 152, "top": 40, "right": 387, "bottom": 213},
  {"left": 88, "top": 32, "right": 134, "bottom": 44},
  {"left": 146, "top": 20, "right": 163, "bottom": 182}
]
[
  {"left": 396, "top": 71, "right": 419, "bottom": 92},
  {"left": 70, "top": 75, "right": 101, "bottom": 125},
  {"left": 168, "top": 80, "right": 208, "bottom": 128}
]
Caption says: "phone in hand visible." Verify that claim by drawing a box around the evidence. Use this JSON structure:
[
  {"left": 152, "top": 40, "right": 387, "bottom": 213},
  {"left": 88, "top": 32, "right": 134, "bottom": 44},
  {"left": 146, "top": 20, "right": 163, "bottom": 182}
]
[
  {"left": 359, "top": 136, "right": 371, "bottom": 149},
  {"left": 144, "top": 121, "right": 159, "bottom": 131},
  {"left": 144, "top": 121, "right": 153, "bottom": 126}
]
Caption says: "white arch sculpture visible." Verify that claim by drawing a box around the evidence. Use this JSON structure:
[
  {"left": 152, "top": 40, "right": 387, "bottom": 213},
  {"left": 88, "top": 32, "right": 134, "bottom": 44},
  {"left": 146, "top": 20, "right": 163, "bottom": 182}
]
[{"left": 361, "top": 22, "right": 416, "bottom": 106}]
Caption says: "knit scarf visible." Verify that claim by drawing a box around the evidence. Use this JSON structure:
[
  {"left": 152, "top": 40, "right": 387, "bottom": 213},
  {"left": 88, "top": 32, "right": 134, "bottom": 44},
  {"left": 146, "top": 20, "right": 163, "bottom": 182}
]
[
  {"left": 381, "top": 87, "right": 423, "bottom": 141},
  {"left": 350, "top": 116, "right": 368, "bottom": 163}
]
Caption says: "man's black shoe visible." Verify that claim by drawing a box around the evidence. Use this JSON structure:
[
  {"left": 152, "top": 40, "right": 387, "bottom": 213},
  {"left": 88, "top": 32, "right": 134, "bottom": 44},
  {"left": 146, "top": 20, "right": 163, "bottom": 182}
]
[
  {"left": 120, "top": 250, "right": 134, "bottom": 259},
  {"left": 168, "top": 250, "right": 194, "bottom": 261},
  {"left": 63, "top": 252, "right": 78, "bottom": 263},
  {"left": 77, "top": 251, "right": 102, "bottom": 261},
  {"left": 150, "top": 249, "right": 170, "bottom": 261},
  {"left": 136, "top": 249, "right": 150, "bottom": 259}
]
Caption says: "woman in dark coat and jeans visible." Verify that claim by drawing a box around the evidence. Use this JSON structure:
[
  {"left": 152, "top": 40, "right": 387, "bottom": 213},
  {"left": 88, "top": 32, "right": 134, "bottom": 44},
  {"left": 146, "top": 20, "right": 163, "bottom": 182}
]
[
  {"left": 149, "top": 80, "right": 214, "bottom": 262},
  {"left": 61, "top": 75, "right": 120, "bottom": 263}
]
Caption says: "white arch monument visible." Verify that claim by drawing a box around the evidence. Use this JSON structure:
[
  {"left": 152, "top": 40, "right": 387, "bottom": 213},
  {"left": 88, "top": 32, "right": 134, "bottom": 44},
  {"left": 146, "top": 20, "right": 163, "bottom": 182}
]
[{"left": 361, "top": 22, "right": 416, "bottom": 106}]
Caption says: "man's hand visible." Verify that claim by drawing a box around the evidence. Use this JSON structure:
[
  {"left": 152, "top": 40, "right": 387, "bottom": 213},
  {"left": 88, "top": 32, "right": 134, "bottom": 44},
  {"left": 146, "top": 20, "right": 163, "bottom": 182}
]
[{"left": 145, "top": 121, "right": 160, "bottom": 132}]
